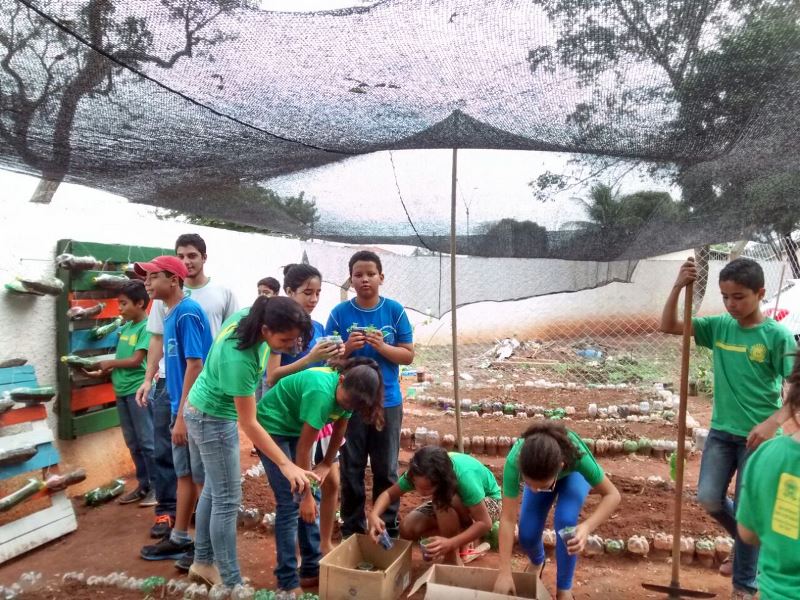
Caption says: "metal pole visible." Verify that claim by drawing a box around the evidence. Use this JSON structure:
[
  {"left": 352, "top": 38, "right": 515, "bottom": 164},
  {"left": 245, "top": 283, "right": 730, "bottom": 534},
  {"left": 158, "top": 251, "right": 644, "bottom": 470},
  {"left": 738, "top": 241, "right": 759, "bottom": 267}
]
[{"left": 450, "top": 148, "right": 463, "bottom": 453}]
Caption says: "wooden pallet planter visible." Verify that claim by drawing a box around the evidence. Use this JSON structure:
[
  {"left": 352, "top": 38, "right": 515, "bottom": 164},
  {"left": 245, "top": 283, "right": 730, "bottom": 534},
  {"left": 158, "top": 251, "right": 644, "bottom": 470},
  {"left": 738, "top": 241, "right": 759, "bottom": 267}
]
[
  {"left": 55, "top": 239, "right": 171, "bottom": 440},
  {"left": 0, "top": 365, "right": 77, "bottom": 563}
]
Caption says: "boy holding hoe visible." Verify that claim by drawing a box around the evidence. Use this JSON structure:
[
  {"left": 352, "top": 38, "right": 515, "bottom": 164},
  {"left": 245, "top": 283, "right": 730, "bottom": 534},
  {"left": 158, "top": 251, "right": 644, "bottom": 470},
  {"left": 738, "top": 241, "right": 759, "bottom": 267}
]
[{"left": 661, "top": 257, "right": 796, "bottom": 600}]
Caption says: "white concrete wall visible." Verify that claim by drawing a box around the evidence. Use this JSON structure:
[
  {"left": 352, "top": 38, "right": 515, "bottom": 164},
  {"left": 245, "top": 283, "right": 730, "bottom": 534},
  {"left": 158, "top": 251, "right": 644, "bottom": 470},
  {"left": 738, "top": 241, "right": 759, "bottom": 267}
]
[{"left": 0, "top": 178, "right": 752, "bottom": 487}]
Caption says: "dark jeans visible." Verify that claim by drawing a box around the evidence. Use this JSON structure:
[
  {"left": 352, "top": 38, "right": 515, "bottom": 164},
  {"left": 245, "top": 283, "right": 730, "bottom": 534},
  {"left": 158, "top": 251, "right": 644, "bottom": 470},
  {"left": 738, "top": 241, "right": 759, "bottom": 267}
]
[
  {"left": 340, "top": 404, "right": 402, "bottom": 537},
  {"left": 259, "top": 437, "right": 321, "bottom": 591},
  {"left": 696, "top": 428, "right": 758, "bottom": 593},
  {"left": 150, "top": 379, "right": 177, "bottom": 517},
  {"left": 116, "top": 393, "right": 155, "bottom": 491}
]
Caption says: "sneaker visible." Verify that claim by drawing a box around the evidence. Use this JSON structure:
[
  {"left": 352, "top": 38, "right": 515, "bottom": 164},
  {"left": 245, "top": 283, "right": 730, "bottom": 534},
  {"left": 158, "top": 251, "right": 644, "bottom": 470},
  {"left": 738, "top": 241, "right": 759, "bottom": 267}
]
[
  {"left": 139, "top": 489, "right": 157, "bottom": 507},
  {"left": 150, "top": 515, "right": 174, "bottom": 539},
  {"left": 719, "top": 555, "right": 733, "bottom": 577},
  {"left": 188, "top": 562, "right": 222, "bottom": 587},
  {"left": 140, "top": 537, "right": 193, "bottom": 561},
  {"left": 119, "top": 487, "right": 149, "bottom": 505},
  {"left": 174, "top": 548, "right": 194, "bottom": 573}
]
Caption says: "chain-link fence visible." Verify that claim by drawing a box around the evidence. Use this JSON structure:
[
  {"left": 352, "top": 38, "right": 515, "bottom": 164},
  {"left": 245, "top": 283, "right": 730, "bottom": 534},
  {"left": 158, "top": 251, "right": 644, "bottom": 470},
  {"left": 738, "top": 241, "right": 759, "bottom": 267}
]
[{"left": 398, "top": 234, "right": 798, "bottom": 398}]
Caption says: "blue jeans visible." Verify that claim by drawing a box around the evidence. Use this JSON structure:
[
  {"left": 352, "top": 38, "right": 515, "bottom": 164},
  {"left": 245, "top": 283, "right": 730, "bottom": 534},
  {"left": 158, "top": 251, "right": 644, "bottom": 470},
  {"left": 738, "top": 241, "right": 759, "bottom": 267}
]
[
  {"left": 116, "top": 393, "right": 155, "bottom": 490},
  {"left": 696, "top": 428, "right": 758, "bottom": 593},
  {"left": 517, "top": 471, "right": 591, "bottom": 592},
  {"left": 150, "top": 380, "right": 177, "bottom": 517},
  {"left": 260, "top": 436, "right": 321, "bottom": 591},
  {"left": 184, "top": 405, "right": 241, "bottom": 586}
]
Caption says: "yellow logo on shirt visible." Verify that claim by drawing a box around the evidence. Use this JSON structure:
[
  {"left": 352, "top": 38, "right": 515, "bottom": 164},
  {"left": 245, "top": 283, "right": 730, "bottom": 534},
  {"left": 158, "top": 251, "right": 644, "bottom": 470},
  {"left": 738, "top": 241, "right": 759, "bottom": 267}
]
[
  {"left": 748, "top": 344, "right": 768, "bottom": 363},
  {"left": 129, "top": 334, "right": 138, "bottom": 345},
  {"left": 772, "top": 473, "right": 800, "bottom": 539}
]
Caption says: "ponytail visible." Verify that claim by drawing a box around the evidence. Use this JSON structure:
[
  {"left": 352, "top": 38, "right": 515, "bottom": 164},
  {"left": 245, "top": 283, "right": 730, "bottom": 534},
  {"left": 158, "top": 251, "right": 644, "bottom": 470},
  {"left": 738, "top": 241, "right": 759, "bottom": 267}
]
[
  {"left": 330, "top": 357, "right": 385, "bottom": 430},
  {"left": 518, "top": 422, "right": 580, "bottom": 481},
  {"left": 236, "top": 296, "right": 312, "bottom": 350}
]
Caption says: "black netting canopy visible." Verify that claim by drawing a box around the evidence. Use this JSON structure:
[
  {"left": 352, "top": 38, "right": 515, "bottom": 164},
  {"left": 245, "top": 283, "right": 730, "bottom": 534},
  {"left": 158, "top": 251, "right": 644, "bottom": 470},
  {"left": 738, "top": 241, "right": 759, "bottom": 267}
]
[{"left": 2, "top": 0, "right": 799, "bottom": 264}]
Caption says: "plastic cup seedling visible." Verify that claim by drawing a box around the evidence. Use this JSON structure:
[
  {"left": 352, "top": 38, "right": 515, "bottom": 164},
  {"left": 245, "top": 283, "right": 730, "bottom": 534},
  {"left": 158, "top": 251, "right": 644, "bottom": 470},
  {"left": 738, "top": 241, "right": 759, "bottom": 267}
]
[
  {"left": 378, "top": 530, "right": 394, "bottom": 550},
  {"left": 419, "top": 537, "right": 434, "bottom": 561},
  {"left": 558, "top": 526, "right": 576, "bottom": 544}
]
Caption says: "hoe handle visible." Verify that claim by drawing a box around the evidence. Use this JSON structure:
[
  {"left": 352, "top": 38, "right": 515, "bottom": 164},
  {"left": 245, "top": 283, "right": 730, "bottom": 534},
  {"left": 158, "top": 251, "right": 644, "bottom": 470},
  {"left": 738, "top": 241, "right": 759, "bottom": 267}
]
[{"left": 670, "top": 282, "right": 693, "bottom": 590}]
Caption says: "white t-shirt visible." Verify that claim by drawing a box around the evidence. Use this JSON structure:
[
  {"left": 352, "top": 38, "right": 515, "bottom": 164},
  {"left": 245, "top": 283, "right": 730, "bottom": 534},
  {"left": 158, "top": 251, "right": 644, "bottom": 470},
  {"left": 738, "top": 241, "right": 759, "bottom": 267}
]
[{"left": 147, "top": 278, "right": 239, "bottom": 375}]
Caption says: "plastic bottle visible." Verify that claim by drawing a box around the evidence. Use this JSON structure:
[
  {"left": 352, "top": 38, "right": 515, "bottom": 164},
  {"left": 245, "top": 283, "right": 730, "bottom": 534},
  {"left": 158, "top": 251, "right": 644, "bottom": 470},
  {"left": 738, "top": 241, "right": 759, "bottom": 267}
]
[{"left": 84, "top": 478, "right": 125, "bottom": 506}]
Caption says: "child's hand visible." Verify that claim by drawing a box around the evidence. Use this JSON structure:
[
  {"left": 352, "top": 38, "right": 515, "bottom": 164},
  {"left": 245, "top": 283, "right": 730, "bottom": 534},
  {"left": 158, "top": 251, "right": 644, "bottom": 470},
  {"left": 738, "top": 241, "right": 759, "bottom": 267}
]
[
  {"left": 493, "top": 572, "right": 516, "bottom": 596},
  {"left": 135, "top": 380, "right": 151, "bottom": 407},
  {"left": 364, "top": 330, "right": 385, "bottom": 350},
  {"left": 424, "top": 536, "right": 454, "bottom": 559},
  {"left": 674, "top": 257, "right": 697, "bottom": 288},
  {"left": 308, "top": 341, "right": 340, "bottom": 363},
  {"left": 747, "top": 417, "right": 780, "bottom": 449},
  {"left": 300, "top": 493, "right": 317, "bottom": 524},
  {"left": 96, "top": 360, "right": 113, "bottom": 372},
  {"left": 278, "top": 463, "right": 319, "bottom": 495},
  {"left": 345, "top": 332, "right": 366, "bottom": 353},
  {"left": 81, "top": 368, "right": 105, "bottom": 379},
  {"left": 367, "top": 513, "right": 386, "bottom": 543},
  {"left": 312, "top": 462, "right": 331, "bottom": 485},
  {"left": 171, "top": 416, "right": 188, "bottom": 446}
]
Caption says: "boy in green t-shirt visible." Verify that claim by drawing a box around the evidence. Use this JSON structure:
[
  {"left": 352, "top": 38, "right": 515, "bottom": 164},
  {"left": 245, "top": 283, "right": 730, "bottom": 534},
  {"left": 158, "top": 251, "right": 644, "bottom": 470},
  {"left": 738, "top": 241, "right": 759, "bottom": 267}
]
[
  {"left": 736, "top": 357, "right": 800, "bottom": 600},
  {"left": 86, "top": 281, "right": 155, "bottom": 506},
  {"left": 661, "top": 257, "right": 796, "bottom": 599}
]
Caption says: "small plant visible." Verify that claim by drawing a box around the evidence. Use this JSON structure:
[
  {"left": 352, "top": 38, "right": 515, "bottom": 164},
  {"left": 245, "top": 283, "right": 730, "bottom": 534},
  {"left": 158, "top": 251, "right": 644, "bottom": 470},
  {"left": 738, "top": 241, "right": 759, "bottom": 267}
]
[{"left": 140, "top": 576, "right": 166, "bottom": 600}]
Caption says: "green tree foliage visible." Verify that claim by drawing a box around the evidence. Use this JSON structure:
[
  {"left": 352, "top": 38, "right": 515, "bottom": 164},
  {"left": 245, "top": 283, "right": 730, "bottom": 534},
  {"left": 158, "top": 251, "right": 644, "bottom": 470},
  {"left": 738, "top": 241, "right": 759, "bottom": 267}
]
[{"left": 155, "top": 182, "right": 319, "bottom": 239}]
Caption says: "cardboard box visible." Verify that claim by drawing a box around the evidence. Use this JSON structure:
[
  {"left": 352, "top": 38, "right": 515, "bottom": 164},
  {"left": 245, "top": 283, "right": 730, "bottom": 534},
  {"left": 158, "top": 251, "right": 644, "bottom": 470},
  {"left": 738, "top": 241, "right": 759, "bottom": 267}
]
[
  {"left": 319, "top": 534, "right": 413, "bottom": 600},
  {"left": 408, "top": 564, "right": 552, "bottom": 600}
]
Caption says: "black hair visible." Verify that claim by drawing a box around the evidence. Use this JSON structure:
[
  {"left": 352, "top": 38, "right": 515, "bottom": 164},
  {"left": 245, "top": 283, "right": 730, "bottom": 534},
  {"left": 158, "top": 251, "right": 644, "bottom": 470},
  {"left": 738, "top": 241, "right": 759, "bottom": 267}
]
[
  {"left": 258, "top": 277, "right": 281, "bottom": 294},
  {"left": 348, "top": 250, "right": 382, "bottom": 275},
  {"left": 119, "top": 280, "right": 150, "bottom": 310},
  {"left": 518, "top": 422, "right": 581, "bottom": 481},
  {"left": 282, "top": 263, "right": 322, "bottom": 293},
  {"left": 406, "top": 446, "right": 458, "bottom": 510},
  {"left": 236, "top": 296, "right": 312, "bottom": 350},
  {"left": 330, "top": 357, "right": 384, "bottom": 429},
  {"left": 719, "top": 257, "right": 764, "bottom": 292},
  {"left": 175, "top": 233, "right": 207, "bottom": 256},
  {"left": 786, "top": 351, "right": 800, "bottom": 426}
]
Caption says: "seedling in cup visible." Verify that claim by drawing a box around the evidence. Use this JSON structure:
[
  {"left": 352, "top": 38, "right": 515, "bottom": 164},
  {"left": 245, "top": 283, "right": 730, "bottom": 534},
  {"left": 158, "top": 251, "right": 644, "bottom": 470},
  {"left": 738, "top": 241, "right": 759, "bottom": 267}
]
[
  {"left": 377, "top": 530, "right": 394, "bottom": 550},
  {"left": 419, "top": 537, "right": 434, "bottom": 561},
  {"left": 558, "top": 526, "right": 577, "bottom": 544}
]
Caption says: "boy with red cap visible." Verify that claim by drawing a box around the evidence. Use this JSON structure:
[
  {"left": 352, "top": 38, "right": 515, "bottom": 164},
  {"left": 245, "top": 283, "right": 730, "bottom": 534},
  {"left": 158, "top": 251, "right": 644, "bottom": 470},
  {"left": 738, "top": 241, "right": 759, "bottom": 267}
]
[
  {"left": 136, "top": 234, "right": 238, "bottom": 568},
  {"left": 134, "top": 256, "right": 213, "bottom": 563}
]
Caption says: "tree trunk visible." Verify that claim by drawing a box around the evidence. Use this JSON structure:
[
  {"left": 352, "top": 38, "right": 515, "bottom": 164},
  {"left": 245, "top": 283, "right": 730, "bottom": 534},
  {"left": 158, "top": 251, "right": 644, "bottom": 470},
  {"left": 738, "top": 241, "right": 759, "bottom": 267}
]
[
  {"left": 693, "top": 245, "right": 710, "bottom": 314},
  {"left": 29, "top": 177, "right": 62, "bottom": 204},
  {"left": 782, "top": 235, "right": 800, "bottom": 279},
  {"left": 729, "top": 240, "right": 748, "bottom": 260}
]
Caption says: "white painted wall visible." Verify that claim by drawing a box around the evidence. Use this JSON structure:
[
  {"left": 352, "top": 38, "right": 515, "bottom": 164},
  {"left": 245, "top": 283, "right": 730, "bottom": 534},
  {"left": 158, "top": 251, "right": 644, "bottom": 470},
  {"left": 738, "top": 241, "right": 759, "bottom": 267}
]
[{"left": 0, "top": 177, "right": 766, "bottom": 488}]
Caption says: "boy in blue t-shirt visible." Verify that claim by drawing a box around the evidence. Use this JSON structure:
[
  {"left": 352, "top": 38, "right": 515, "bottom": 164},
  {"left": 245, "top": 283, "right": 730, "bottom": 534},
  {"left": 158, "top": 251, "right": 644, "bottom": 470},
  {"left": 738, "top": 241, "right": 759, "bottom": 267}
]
[
  {"left": 326, "top": 250, "right": 414, "bottom": 537},
  {"left": 134, "top": 256, "right": 213, "bottom": 563}
]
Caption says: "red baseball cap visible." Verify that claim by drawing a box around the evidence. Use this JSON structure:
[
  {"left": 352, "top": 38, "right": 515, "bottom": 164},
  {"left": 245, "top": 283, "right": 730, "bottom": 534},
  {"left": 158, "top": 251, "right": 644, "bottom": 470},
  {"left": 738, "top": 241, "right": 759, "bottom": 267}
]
[{"left": 134, "top": 255, "right": 188, "bottom": 280}]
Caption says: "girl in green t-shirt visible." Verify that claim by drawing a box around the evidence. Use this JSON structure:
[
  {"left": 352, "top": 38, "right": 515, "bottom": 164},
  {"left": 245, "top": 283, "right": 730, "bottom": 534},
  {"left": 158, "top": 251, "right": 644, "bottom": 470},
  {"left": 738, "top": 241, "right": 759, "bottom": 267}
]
[
  {"left": 183, "top": 296, "right": 317, "bottom": 588},
  {"left": 256, "top": 358, "right": 384, "bottom": 596},
  {"left": 737, "top": 356, "right": 800, "bottom": 600},
  {"left": 368, "top": 445, "right": 502, "bottom": 565},
  {"left": 493, "top": 423, "right": 621, "bottom": 600}
]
